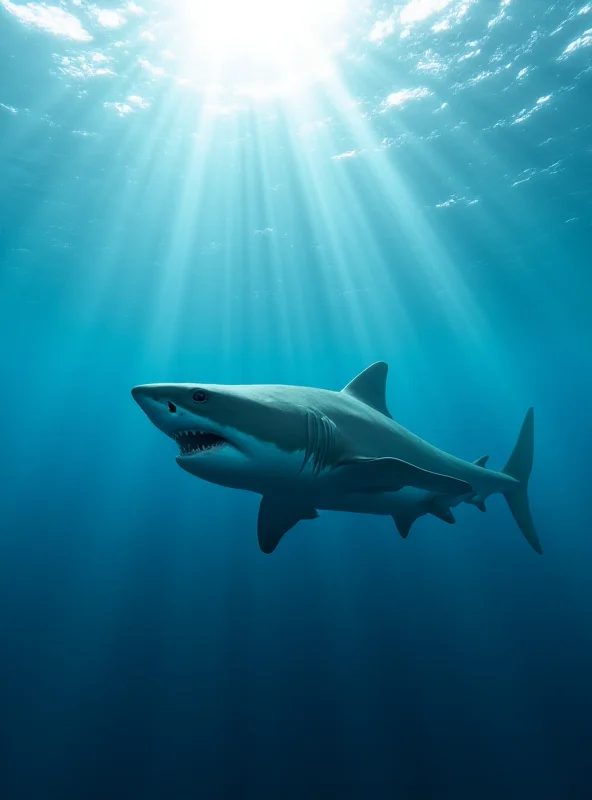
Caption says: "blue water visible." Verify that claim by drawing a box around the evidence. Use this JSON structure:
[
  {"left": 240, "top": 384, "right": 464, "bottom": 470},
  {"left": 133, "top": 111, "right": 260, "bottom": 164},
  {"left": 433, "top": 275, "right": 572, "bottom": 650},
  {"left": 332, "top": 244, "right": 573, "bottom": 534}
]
[{"left": 1, "top": 1, "right": 591, "bottom": 797}]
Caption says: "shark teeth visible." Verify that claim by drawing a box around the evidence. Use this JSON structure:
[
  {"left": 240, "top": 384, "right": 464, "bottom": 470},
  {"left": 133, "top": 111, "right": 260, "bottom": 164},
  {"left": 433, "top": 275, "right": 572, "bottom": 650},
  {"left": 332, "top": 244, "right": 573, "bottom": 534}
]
[{"left": 174, "top": 430, "right": 226, "bottom": 456}]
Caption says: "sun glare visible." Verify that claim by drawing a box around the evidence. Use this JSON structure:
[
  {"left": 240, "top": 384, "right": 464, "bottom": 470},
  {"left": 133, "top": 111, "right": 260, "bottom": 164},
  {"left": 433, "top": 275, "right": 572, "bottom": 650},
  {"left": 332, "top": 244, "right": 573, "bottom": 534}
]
[{"left": 171, "top": 0, "right": 353, "bottom": 97}]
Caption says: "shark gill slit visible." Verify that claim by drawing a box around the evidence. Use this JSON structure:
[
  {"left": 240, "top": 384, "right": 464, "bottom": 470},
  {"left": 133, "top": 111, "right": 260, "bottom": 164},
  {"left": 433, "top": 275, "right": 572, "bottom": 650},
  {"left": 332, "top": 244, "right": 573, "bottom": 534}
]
[
  {"left": 300, "top": 410, "right": 332, "bottom": 477},
  {"left": 299, "top": 412, "right": 312, "bottom": 474},
  {"left": 319, "top": 414, "right": 335, "bottom": 475},
  {"left": 308, "top": 411, "right": 320, "bottom": 475}
]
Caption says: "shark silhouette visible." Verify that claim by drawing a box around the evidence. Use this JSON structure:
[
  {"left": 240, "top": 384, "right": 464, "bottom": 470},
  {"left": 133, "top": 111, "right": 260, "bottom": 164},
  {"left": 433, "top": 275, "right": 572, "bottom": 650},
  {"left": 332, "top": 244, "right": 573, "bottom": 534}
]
[{"left": 132, "top": 362, "right": 540, "bottom": 555}]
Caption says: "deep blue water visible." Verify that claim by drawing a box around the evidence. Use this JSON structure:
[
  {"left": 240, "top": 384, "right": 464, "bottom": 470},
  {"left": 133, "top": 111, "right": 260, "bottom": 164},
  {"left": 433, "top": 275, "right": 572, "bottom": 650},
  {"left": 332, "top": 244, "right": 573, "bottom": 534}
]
[{"left": 1, "top": 1, "right": 592, "bottom": 797}]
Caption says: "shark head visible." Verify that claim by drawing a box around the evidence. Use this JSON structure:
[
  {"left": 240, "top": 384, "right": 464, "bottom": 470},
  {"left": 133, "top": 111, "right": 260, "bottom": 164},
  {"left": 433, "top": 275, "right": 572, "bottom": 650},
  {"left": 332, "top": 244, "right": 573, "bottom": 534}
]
[{"left": 131, "top": 382, "right": 314, "bottom": 490}]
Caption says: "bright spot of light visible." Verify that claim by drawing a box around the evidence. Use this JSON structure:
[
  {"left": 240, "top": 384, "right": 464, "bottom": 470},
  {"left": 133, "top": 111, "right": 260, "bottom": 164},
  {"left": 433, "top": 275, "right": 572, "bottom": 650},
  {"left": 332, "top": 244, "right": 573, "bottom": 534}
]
[
  {"left": 400, "top": 0, "right": 454, "bottom": 26},
  {"left": 384, "top": 87, "right": 431, "bottom": 108},
  {"left": 128, "top": 94, "right": 150, "bottom": 108},
  {"left": 1, "top": 0, "right": 92, "bottom": 41},
  {"left": 168, "top": 0, "right": 355, "bottom": 97},
  {"left": 95, "top": 9, "right": 126, "bottom": 29}
]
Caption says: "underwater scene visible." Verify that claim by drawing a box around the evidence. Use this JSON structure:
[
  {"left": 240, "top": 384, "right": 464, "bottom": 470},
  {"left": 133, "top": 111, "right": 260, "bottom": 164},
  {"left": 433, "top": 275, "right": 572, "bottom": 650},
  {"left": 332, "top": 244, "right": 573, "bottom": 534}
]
[{"left": 1, "top": 0, "right": 591, "bottom": 797}]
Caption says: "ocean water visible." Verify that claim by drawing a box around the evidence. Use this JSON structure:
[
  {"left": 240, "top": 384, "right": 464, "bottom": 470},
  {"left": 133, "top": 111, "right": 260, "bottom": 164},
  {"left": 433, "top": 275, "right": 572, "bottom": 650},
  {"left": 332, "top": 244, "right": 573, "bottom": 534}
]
[{"left": 1, "top": 1, "right": 591, "bottom": 797}]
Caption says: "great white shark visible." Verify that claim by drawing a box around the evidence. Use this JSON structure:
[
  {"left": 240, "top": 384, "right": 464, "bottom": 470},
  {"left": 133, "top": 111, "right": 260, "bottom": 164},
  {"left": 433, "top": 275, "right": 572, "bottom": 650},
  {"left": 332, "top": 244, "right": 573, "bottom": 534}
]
[{"left": 132, "top": 362, "right": 541, "bottom": 555}]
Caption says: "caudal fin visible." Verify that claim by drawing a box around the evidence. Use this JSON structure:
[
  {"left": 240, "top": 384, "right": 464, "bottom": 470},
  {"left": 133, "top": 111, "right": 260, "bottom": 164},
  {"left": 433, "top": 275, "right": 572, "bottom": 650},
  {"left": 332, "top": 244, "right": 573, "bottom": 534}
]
[{"left": 502, "top": 408, "right": 542, "bottom": 554}]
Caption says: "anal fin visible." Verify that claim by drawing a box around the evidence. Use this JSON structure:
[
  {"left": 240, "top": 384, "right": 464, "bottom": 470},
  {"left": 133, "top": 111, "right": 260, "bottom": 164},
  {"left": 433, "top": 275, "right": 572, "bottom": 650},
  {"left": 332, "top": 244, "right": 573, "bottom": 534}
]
[
  {"left": 467, "top": 496, "right": 486, "bottom": 512},
  {"left": 257, "top": 497, "right": 319, "bottom": 554}
]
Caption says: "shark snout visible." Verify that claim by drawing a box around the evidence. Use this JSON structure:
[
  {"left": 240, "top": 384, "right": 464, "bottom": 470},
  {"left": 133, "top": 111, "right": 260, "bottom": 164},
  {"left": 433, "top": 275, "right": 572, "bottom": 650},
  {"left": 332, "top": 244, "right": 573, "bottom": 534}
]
[
  {"left": 132, "top": 384, "right": 162, "bottom": 405},
  {"left": 131, "top": 384, "right": 187, "bottom": 432},
  {"left": 131, "top": 383, "right": 226, "bottom": 439},
  {"left": 131, "top": 384, "right": 148, "bottom": 404},
  {"left": 132, "top": 384, "right": 166, "bottom": 413},
  {"left": 132, "top": 384, "right": 182, "bottom": 409},
  {"left": 131, "top": 384, "right": 165, "bottom": 400}
]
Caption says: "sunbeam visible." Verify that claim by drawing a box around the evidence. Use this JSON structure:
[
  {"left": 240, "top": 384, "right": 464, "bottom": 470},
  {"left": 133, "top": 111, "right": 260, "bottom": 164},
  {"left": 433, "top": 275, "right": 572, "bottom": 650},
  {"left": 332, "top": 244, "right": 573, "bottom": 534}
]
[{"left": 157, "top": 0, "right": 359, "bottom": 98}]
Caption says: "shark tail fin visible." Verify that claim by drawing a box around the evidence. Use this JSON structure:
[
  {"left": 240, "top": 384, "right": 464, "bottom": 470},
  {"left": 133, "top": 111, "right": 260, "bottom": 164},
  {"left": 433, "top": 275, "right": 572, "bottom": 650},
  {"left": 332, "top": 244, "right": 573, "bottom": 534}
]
[{"left": 501, "top": 408, "right": 542, "bottom": 555}]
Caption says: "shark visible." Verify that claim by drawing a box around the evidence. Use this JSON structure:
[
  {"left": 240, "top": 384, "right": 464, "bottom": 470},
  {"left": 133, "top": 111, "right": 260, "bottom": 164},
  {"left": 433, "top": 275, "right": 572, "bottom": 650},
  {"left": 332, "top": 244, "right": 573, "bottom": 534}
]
[{"left": 132, "top": 362, "right": 541, "bottom": 555}]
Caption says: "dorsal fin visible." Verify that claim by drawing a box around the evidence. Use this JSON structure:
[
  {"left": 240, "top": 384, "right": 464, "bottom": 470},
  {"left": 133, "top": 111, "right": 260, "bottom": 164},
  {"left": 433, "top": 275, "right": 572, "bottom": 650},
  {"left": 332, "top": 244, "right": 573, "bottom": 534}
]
[
  {"left": 473, "top": 455, "right": 489, "bottom": 468},
  {"left": 341, "top": 362, "right": 392, "bottom": 418}
]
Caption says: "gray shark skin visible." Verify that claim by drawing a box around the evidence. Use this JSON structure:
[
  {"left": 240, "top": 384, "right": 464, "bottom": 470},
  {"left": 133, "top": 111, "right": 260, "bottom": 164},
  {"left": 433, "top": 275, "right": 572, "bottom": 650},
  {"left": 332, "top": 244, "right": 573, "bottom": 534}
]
[{"left": 132, "top": 362, "right": 541, "bottom": 555}]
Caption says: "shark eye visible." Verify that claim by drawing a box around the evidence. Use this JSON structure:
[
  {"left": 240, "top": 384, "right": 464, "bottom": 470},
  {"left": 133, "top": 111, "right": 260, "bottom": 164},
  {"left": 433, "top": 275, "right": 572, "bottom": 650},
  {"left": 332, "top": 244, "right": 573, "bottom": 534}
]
[{"left": 192, "top": 389, "right": 208, "bottom": 403}]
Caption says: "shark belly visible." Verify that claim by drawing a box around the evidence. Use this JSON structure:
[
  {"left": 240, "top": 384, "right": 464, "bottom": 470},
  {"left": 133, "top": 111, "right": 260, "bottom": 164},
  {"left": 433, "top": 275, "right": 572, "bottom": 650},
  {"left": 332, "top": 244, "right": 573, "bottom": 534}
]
[{"left": 314, "top": 488, "right": 427, "bottom": 517}]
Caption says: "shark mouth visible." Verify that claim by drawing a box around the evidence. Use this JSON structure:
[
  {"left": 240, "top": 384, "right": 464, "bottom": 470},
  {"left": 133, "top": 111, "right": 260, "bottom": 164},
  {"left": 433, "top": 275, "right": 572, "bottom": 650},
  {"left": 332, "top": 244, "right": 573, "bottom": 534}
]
[{"left": 174, "top": 430, "right": 227, "bottom": 456}]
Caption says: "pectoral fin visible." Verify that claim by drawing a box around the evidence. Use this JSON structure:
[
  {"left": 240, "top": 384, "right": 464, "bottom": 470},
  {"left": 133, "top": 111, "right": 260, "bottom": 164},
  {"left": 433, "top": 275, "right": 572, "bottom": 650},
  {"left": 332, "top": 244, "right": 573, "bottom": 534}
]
[
  {"left": 335, "top": 457, "right": 472, "bottom": 496},
  {"left": 257, "top": 497, "right": 319, "bottom": 554}
]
